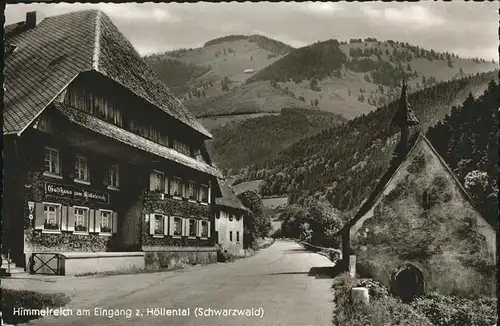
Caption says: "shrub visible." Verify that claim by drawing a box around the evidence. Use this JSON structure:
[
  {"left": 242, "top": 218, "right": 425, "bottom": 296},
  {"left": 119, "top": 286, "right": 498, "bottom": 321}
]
[
  {"left": 411, "top": 292, "right": 497, "bottom": 326},
  {"left": 1, "top": 289, "right": 70, "bottom": 324},
  {"left": 332, "top": 276, "right": 432, "bottom": 326}
]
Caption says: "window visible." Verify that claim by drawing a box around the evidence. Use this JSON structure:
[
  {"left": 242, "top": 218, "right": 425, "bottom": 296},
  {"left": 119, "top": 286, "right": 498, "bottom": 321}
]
[
  {"left": 199, "top": 185, "right": 209, "bottom": 202},
  {"left": 74, "top": 155, "right": 90, "bottom": 182},
  {"left": 189, "top": 219, "right": 197, "bottom": 237},
  {"left": 229, "top": 214, "right": 234, "bottom": 221},
  {"left": 236, "top": 231, "right": 240, "bottom": 242},
  {"left": 229, "top": 231, "right": 233, "bottom": 242},
  {"left": 173, "top": 217, "right": 182, "bottom": 236},
  {"left": 44, "top": 204, "right": 60, "bottom": 230},
  {"left": 154, "top": 214, "right": 165, "bottom": 235},
  {"left": 201, "top": 221, "right": 209, "bottom": 238},
  {"left": 170, "top": 178, "right": 182, "bottom": 197},
  {"left": 150, "top": 170, "right": 164, "bottom": 191},
  {"left": 100, "top": 210, "right": 112, "bottom": 233},
  {"left": 188, "top": 182, "right": 198, "bottom": 200},
  {"left": 74, "top": 207, "right": 89, "bottom": 232},
  {"left": 112, "top": 107, "right": 122, "bottom": 126},
  {"left": 174, "top": 140, "right": 191, "bottom": 156},
  {"left": 108, "top": 164, "right": 119, "bottom": 189},
  {"left": 44, "top": 147, "right": 61, "bottom": 176}
]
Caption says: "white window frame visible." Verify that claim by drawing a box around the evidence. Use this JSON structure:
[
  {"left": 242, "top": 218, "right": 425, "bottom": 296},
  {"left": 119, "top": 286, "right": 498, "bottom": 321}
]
[
  {"left": 188, "top": 218, "right": 197, "bottom": 238},
  {"left": 99, "top": 209, "right": 113, "bottom": 235},
  {"left": 42, "top": 202, "right": 62, "bottom": 233},
  {"left": 74, "top": 155, "right": 90, "bottom": 185},
  {"left": 73, "top": 206, "right": 90, "bottom": 234},
  {"left": 171, "top": 177, "right": 182, "bottom": 199},
  {"left": 44, "top": 147, "right": 62, "bottom": 179},
  {"left": 199, "top": 184, "right": 209, "bottom": 204},
  {"left": 150, "top": 170, "right": 165, "bottom": 192},
  {"left": 153, "top": 213, "right": 166, "bottom": 237},
  {"left": 200, "top": 220, "right": 209, "bottom": 239},
  {"left": 173, "top": 216, "right": 183, "bottom": 238},
  {"left": 108, "top": 164, "right": 120, "bottom": 190}
]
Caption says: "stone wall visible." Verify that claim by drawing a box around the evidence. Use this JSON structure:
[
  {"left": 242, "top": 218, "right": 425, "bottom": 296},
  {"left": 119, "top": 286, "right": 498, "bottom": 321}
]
[{"left": 144, "top": 247, "right": 217, "bottom": 270}]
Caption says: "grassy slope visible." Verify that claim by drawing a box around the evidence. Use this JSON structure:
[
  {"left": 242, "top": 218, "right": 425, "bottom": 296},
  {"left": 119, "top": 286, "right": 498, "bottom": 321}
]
[
  {"left": 248, "top": 39, "right": 498, "bottom": 118},
  {"left": 152, "top": 36, "right": 292, "bottom": 102}
]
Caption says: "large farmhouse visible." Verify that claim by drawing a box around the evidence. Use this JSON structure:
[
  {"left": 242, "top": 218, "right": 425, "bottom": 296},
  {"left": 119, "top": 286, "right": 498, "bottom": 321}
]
[
  {"left": 339, "top": 80, "right": 496, "bottom": 299},
  {"left": 3, "top": 10, "right": 223, "bottom": 275}
]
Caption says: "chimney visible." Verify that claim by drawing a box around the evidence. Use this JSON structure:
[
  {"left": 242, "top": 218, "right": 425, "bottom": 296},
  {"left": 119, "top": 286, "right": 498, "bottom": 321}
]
[{"left": 25, "top": 11, "right": 45, "bottom": 30}]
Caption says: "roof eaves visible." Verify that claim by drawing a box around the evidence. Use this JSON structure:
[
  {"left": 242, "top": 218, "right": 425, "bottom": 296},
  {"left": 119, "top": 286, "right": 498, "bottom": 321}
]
[{"left": 16, "top": 73, "right": 82, "bottom": 137}]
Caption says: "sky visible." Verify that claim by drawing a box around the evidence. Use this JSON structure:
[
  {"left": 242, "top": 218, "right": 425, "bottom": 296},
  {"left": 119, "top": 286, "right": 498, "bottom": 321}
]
[{"left": 5, "top": 1, "right": 499, "bottom": 61}]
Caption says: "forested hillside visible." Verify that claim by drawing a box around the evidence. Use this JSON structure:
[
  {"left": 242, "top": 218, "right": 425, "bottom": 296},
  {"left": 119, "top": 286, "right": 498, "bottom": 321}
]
[
  {"left": 208, "top": 108, "right": 346, "bottom": 171},
  {"left": 427, "top": 80, "right": 498, "bottom": 225},
  {"left": 233, "top": 71, "right": 497, "bottom": 216}
]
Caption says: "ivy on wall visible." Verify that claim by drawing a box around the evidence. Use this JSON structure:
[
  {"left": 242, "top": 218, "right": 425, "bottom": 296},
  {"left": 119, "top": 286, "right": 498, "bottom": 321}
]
[{"left": 142, "top": 192, "right": 216, "bottom": 247}]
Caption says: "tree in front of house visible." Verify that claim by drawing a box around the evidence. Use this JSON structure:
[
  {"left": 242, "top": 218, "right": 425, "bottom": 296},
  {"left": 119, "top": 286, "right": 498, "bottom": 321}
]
[{"left": 237, "top": 191, "right": 272, "bottom": 248}]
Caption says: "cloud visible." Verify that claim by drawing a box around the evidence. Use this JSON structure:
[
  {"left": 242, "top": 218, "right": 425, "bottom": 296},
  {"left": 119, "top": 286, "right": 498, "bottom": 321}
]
[
  {"left": 5, "top": 2, "right": 498, "bottom": 61},
  {"left": 302, "top": 2, "right": 343, "bottom": 15},
  {"left": 362, "top": 5, "right": 445, "bottom": 28}
]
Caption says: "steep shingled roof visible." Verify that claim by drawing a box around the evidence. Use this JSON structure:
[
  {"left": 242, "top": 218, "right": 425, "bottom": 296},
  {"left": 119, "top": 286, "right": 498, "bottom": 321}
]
[
  {"left": 4, "top": 10, "right": 212, "bottom": 138},
  {"left": 215, "top": 178, "right": 248, "bottom": 211}
]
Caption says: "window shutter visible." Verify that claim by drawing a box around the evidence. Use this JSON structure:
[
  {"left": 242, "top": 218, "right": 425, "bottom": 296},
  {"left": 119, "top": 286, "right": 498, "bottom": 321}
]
[
  {"left": 196, "top": 220, "right": 201, "bottom": 237},
  {"left": 163, "top": 215, "right": 169, "bottom": 235},
  {"left": 112, "top": 212, "right": 118, "bottom": 234},
  {"left": 34, "top": 202, "right": 44, "bottom": 230},
  {"left": 164, "top": 177, "right": 169, "bottom": 194},
  {"left": 89, "top": 209, "right": 95, "bottom": 233},
  {"left": 169, "top": 216, "right": 175, "bottom": 235},
  {"left": 149, "top": 172, "right": 155, "bottom": 191},
  {"left": 149, "top": 214, "right": 155, "bottom": 235},
  {"left": 182, "top": 218, "right": 188, "bottom": 236},
  {"left": 67, "top": 207, "right": 75, "bottom": 232},
  {"left": 94, "top": 209, "right": 101, "bottom": 233},
  {"left": 61, "top": 206, "right": 68, "bottom": 231},
  {"left": 208, "top": 182, "right": 212, "bottom": 204},
  {"left": 207, "top": 221, "right": 211, "bottom": 238}
]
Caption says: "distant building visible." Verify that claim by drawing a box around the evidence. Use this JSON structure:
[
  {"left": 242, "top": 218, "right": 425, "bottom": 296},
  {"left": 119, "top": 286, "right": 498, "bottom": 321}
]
[
  {"left": 244, "top": 68, "right": 255, "bottom": 74},
  {"left": 338, "top": 79, "right": 496, "bottom": 298},
  {"left": 3, "top": 10, "right": 222, "bottom": 275},
  {"left": 214, "top": 179, "right": 248, "bottom": 256}
]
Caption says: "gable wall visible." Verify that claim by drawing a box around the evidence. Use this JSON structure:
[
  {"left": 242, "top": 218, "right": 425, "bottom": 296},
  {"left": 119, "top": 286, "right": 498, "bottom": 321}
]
[{"left": 350, "top": 137, "right": 496, "bottom": 296}]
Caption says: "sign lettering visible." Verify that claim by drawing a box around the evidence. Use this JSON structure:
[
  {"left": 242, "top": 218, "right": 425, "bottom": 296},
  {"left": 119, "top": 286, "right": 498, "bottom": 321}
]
[{"left": 45, "top": 183, "right": 109, "bottom": 204}]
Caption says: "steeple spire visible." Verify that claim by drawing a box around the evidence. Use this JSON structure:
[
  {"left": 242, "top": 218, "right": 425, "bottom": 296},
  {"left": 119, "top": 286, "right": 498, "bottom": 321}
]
[{"left": 392, "top": 78, "right": 419, "bottom": 156}]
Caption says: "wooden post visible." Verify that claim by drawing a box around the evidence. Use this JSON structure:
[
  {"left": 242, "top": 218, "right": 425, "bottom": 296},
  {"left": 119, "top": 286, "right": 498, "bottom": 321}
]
[{"left": 349, "top": 255, "right": 356, "bottom": 278}]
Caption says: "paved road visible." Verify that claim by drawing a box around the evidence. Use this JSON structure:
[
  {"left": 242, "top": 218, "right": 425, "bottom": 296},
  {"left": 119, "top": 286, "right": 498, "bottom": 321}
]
[{"left": 10, "top": 240, "right": 335, "bottom": 326}]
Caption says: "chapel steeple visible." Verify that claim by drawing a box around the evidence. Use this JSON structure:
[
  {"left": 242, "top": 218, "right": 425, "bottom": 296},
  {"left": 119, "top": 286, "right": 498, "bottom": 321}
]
[{"left": 393, "top": 78, "right": 419, "bottom": 156}]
